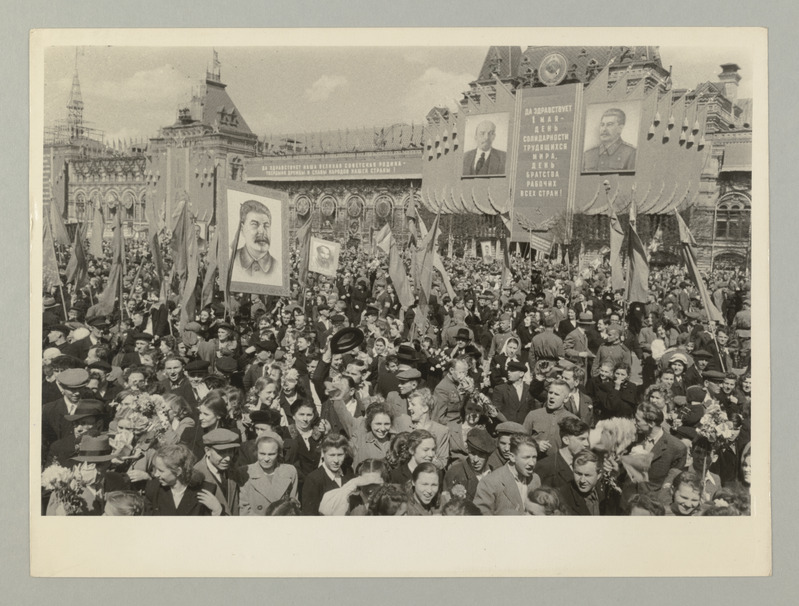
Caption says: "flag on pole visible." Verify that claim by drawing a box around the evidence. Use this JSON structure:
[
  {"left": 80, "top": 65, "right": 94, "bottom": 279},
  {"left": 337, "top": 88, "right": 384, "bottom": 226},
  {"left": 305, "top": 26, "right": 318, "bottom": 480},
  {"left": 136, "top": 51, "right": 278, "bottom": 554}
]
[
  {"left": 201, "top": 227, "right": 219, "bottom": 308},
  {"left": 89, "top": 201, "right": 105, "bottom": 258},
  {"left": 295, "top": 217, "right": 312, "bottom": 289},
  {"left": 388, "top": 239, "right": 415, "bottom": 308},
  {"left": 415, "top": 210, "right": 441, "bottom": 308},
  {"left": 43, "top": 216, "right": 62, "bottom": 292},
  {"left": 674, "top": 210, "right": 724, "bottom": 323},
  {"left": 48, "top": 201, "right": 71, "bottom": 247},
  {"left": 87, "top": 211, "right": 123, "bottom": 320},
  {"left": 179, "top": 220, "right": 200, "bottom": 332},
  {"left": 608, "top": 203, "right": 625, "bottom": 292},
  {"left": 413, "top": 207, "right": 456, "bottom": 299},
  {"left": 65, "top": 223, "right": 89, "bottom": 289},
  {"left": 626, "top": 201, "right": 650, "bottom": 303},
  {"left": 375, "top": 223, "right": 394, "bottom": 255},
  {"left": 170, "top": 199, "right": 191, "bottom": 279},
  {"left": 145, "top": 197, "right": 164, "bottom": 291},
  {"left": 406, "top": 186, "right": 419, "bottom": 247}
]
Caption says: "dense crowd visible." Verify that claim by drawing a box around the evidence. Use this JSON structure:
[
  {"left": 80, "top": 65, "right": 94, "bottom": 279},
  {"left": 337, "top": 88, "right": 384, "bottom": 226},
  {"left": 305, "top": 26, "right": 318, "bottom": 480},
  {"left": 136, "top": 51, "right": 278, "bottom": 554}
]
[{"left": 40, "top": 232, "right": 753, "bottom": 517}]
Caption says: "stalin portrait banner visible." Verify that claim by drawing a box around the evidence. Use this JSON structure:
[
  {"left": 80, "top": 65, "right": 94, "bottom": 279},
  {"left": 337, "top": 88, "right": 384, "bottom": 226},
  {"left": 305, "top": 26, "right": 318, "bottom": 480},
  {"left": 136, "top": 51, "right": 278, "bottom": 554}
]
[{"left": 582, "top": 100, "right": 643, "bottom": 173}]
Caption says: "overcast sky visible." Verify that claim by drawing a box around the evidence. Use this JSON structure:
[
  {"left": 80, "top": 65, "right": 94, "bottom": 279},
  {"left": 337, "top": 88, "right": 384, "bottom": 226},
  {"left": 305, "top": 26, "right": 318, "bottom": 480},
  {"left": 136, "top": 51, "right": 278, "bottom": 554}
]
[{"left": 42, "top": 45, "right": 754, "bottom": 143}]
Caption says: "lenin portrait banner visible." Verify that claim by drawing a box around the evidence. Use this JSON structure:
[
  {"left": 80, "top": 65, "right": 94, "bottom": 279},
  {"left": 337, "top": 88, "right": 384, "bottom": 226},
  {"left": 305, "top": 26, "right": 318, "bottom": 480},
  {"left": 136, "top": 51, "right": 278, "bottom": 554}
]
[
  {"left": 462, "top": 112, "right": 510, "bottom": 178},
  {"left": 217, "top": 180, "right": 290, "bottom": 297}
]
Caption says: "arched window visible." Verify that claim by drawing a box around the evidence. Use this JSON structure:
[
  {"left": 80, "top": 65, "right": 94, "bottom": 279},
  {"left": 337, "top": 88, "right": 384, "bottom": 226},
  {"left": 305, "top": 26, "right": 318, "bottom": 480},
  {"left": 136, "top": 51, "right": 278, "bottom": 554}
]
[
  {"left": 230, "top": 157, "right": 244, "bottom": 181},
  {"left": 715, "top": 193, "right": 750, "bottom": 241}
]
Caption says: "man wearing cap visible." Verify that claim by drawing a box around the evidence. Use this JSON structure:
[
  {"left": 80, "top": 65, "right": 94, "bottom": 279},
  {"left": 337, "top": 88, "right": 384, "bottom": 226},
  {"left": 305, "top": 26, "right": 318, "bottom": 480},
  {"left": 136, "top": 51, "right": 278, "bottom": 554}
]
[
  {"left": 492, "top": 360, "right": 537, "bottom": 425},
  {"left": 531, "top": 314, "right": 565, "bottom": 365},
  {"left": 86, "top": 360, "right": 122, "bottom": 405},
  {"left": 563, "top": 313, "right": 597, "bottom": 367},
  {"left": 443, "top": 427, "right": 495, "bottom": 502},
  {"left": 120, "top": 332, "right": 154, "bottom": 369},
  {"left": 185, "top": 359, "right": 211, "bottom": 403},
  {"left": 45, "top": 324, "right": 72, "bottom": 353},
  {"left": 159, "top": 354, "right": 199, "bottom": 411},
  {"left": 194, "top": 428, "right": 244, "bottom": 516},
  {"left": 243, "top": 339, "right": 278, "bottom": 391},
  {"left": 42, "top": 368, "right": 92, "bottom": 453},
  {"left": 590, "top": 325, "right": 632, "bottom": 378},
  {"left": 487, "top": 422, "right": 526, "bottom": 470},
  {"left": 46, "top": 400, "right": 105, "bottom": 467},
  {"left": 381, "top": 367, "right": 420, "bottom": 419},
  {"left": 432, "top": 357, "right": 470, "bottom": 425}
]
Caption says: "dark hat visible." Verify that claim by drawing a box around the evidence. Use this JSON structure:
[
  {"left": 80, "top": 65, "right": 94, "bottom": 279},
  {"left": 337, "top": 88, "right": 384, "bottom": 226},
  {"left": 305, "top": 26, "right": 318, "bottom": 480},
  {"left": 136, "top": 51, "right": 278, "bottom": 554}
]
[
  {"left": 365, "top": 305, "right": 379, "bottom": 317},
  {"left": 463, "top": 344, "right": 482, "bottom": 361},
  {"left": 703, "top": 370, "right": 725, "bottom": 382},
  {"left": 202, "top": 428, "right": 241, "bottom": 450},
  {"left": 578, "top": 312, "right": 594, "bottom": 324},
  {"left": 331, "top": 314, "right": 347, "bottom": 324},
  {"left": 87, "top": 360, "right": 112, "bottom": 373},
  {"left": 185, "top": 359, "right": 210, "bottom": 375},
  {"left": 255, "top": 340, "right": 278, "bottom": 354},
  {"left": 396, "top": 368, "right": 422, "bottom": 381},
  {"left": 495, "top": 421, "right": 527, "bottom": 436},
  {"left": 210, "top": 302, "right": 226, "bottom": 316},
  {"left": 72, "top": 434, "right": 116, "bottom": 462},
  {"left": 43, "top": 296, "right": 58, "bottom": 308},
  {"left": 215, "top": 356, "right": 238, "bottom": 374},
  {"left": 65, "top": 399, "right": 105, "bottom": 422},
  {"left": 87, "top": 316, "right": 111, "bottom": 330},
  {"left": 185, "top": 321, "right": 203, "bottom": 333},
  {"left": 479, "top": 290, "right": 494, "bottom": 299},
  {"left": 217, "top": 322, "right": 234, "bottom": 332},
  {"left": 455, "top": 328, "right": 471, "bottom": 341},
  {"left": 249, "top": 409, "right": 281, "bottom": 427},
  {"left": 71, "top": 300, "right": 88, "bottom": 311},
  {"left": 133, "top": 332, "right": 154, "bottom": 342},
  {"left": 499, "top": 312, "right": 512, "bottom": 323},
  {"left": 686, "top": 386, "right": 706, "bottom": 404},
  {"left": 48, "top": 324, "right": 72, "bottom": 336},
  {"left": 56, "top": 368, "right": 89, "bottom": 389},
  {"left": 693, "top": 349, "right": 713, "bottom": 360},
  {"left": 507, "top": 360, "right": 527, "bottom": 373},
  {"left": 672, "top": 425, "right": 698, "bottom": 442},
  {"left": 466, "top": 428, "right": 496, "bottom": 455},
  {"left": 669, "top": 353, "right": 689, "bottom": 366},
  {"left": 396, "top": 344, "right": 418, "bottom": 363},
  {"left": 330, "top": 327, "right": 365, "bottom": 355}
]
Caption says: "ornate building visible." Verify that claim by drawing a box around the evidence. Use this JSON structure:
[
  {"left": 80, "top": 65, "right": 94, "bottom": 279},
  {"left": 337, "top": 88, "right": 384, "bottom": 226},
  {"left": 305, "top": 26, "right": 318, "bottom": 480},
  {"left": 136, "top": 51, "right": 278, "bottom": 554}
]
[{"left": 44, "top": 48, "right": 751, "bottom": 271}]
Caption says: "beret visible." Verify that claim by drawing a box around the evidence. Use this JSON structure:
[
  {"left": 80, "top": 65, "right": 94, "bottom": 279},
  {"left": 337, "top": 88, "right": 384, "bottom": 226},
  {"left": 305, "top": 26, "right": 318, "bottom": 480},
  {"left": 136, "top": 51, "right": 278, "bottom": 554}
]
[
  {"left": 185, "top": 359, "right": 210, "bottom": 374},
  {"left": 184, "top": 322, "right": 203, "bottom": 333},
  {"left": 495, "top": 421, "right": 527, "bottom": 435},
  {"left": 255, "top": 340, "right": 278, "bottom": 353},
  {"left": 331, "top": 314, "right": 347, "bottom": 324},
  {"left": 686, "top": 386, "right": 706, "bottom": 403},
  {"left": 250, "top": 409, "right": 281, "bottom": 427},
  {"left": 202, "top": 428, "right": 241, "bottom": 449}
]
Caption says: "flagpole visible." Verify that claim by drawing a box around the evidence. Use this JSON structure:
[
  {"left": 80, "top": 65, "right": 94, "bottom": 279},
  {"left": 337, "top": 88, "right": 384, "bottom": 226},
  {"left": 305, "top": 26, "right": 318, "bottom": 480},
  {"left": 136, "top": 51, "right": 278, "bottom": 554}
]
[{"left": 58, "top": 283, "right": 69, "bottom": 319}]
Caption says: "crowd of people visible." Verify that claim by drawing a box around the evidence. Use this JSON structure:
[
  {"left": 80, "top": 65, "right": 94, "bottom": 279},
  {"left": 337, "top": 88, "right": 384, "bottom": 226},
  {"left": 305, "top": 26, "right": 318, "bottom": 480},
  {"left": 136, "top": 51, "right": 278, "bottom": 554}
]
[{"left": 40, "top": 229, "right": 753, "bottom": 517}]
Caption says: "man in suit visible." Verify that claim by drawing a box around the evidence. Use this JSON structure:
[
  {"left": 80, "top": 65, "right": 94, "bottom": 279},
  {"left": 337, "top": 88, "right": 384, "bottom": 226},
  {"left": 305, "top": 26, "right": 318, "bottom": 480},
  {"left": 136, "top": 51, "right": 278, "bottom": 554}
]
[
  {"left": 491, "top": 360, "right": 537, "bottom": 424},
  {"left": 522, "top": 379, "right": 579, "bottom": 456},
  {"left": 563, "top": 312, "right": 597, "bottom": 368},
  {"left": 119, "top": 332, "right": 154, "bottom": 369},
  {"left": 432, "top": 357, "right": 469, "bottom": 425},
  {"left": 443, "top": 428, "right": 495, "bottom": 502},
  {"left": 462, "top": 120, "right": 506, "bottom": 176},
  {"left": 632, "top": 402, "right": 687, "bottom": 493},
  {"left": 42, "top": 369, "right": 91, "bottom": 454},
  {"left": 582, "top": 108, "right": 636, "bottom": 172},
  {"left": 560, "top": 365, "right": 594, "bottom": 427},
  {"left": 536, "top": 417, "right": 590, "bottom": 490},
  {"left": 474, "top": 434, "right": 541, "bottom": 515},
  {"left": 159, "top": 354, "right": 198, "bottom": 412},
  {"left": 557, "top": 449, "right": 609, "bottom": 515},
  {"left": 193, "top": 428, "right": 244, "bottom": 516},
  {"left": 301, "top": 434, "right": 354, "bottom": 515}
]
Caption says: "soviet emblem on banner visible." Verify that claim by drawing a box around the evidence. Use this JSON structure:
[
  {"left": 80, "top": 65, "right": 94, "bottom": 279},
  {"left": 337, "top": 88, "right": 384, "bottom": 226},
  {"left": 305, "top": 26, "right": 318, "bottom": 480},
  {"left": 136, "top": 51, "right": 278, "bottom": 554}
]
[
  {"left": 539, "top": 53, "right": 568, "bottom": 86},
  {"left": 320, "top": 196, "right": 336, "bottom": 216},
  {"left": 347, "top": 196, "right": 364, "bottom": 218},
  {"left": 295, "top": 195, "right": 311, "bottom": 216},
  {"left": 375, "top": 195, "right": 393, "bottom": 219}
]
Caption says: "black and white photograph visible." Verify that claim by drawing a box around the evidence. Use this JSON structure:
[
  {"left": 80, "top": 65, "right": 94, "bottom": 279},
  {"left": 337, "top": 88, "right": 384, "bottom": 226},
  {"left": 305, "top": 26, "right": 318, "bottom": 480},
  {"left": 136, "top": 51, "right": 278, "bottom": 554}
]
[{"left": 30, "top": 28, "right": 769, "bottom": 578}]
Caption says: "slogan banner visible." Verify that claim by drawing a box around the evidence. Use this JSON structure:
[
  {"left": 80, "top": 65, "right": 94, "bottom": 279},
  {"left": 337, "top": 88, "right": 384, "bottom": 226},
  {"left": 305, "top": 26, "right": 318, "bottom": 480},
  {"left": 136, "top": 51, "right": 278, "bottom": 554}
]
[
  {"left": 246, "top": 152, "right": 421, "bottom": 181},
  {"left": 510, "top": 83, "right": 583, "bottom": 241},
  {"left": 308, "top": 236, "right": 341, "bottom": 277}
]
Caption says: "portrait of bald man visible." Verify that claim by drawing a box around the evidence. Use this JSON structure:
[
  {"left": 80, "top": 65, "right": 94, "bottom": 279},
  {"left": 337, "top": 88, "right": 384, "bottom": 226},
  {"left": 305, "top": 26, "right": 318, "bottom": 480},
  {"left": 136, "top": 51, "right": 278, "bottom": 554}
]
[
  {"left": 230, "top": 198, "right": 282, "bottom": 286},
  {"left": 463, "top": 119, "right": 507, "bottom": 177}
]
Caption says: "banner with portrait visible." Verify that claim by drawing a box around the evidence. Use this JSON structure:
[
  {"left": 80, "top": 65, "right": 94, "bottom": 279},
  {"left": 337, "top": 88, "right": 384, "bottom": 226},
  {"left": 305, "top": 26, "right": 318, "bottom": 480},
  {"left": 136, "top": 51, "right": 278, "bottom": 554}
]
[
  {"left": 217, "top": 180, "right": 290, "bottom": 296},
  {"left": 461, "top": 112, "right": 510, "bottom": 178},
  {"left": 581, "top": 100, "right": 643, "bottom": 174},
  {"left": 308, "top": 236, "right": 341, "bottom": 277}
]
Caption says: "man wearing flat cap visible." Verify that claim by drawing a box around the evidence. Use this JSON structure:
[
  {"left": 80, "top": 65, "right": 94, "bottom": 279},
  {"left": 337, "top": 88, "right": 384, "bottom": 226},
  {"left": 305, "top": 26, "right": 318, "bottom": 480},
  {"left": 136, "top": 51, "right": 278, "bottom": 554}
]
[
  {"left": 45, "top": 324, "right": 72, "bottom": 354},
  {"left": 492, "top": 359, "right": 537, "bottom": 425},
  {"left": 194, "top": 428, "right": 244, "bottom": 516},
  {"left": 120, "top": 332, "right": 154, "bottom": 369},
  {"left": 42, "top": 368, "right": 92, "bottom": 454},
  {"left": 384, "top": 368, "right": 422, "bottom": 420},
  {"left": 443, "top": 427, "right": 495, "bottom": 502},
  {"left": 159, "top": 354, "right": 198, "bottom": 411}
]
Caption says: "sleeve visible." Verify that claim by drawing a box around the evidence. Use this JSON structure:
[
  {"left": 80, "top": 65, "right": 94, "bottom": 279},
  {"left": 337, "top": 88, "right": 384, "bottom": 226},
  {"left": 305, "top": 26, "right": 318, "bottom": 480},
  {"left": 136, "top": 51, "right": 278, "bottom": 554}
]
[
  {"left": 318, "top": 482, "right": 357, "bottom": 516},
  {"left": 563, "top": 333, "right": 580, "bottom": 358},
  {"left": 433, "top": 427, "right": 450, "bottom": 471},
  {"left": 473, "top": 476, "right": 495, "bottom": 516},
  {"left": 331, "top": 398, "right": 360, "bottom": 438},
  {"left": 301, "top": 475, "right": 322, "bottom": 516},
  {"left": 491, "top": 388, "right": 508, "bottom": 423},
  {"left": 239, "top": 482, "right": 252, "bottom": 516}
]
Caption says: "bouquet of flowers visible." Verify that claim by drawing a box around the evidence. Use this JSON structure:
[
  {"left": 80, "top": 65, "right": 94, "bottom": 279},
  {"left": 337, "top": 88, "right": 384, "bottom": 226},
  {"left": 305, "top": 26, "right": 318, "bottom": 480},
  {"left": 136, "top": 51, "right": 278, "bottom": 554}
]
[
  {"left": 41, "top": 463, "right": 88, "bottom": 515},
  {"left": 112, "top": 392, "right": 171, "bottom": 437},
  {"left": 697, "top": 403, "right": 738, "bottom": 452}
]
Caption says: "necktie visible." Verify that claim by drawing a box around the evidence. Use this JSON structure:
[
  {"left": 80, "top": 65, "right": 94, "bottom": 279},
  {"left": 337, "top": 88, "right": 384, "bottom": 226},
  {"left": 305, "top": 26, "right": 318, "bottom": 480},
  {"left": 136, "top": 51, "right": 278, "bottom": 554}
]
[
  {"left": 567, "top": 395, "right": 576, "bottom": 415},
  {"left": 475, "top": 152, "right": 485, "bottom": 173}
]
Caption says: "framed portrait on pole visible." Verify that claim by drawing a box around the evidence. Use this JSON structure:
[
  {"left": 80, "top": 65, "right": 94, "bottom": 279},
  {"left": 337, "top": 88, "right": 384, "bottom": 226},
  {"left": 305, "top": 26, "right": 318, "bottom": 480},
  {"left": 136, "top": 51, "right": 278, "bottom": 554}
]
[{"left": 217, "top": 179, "right": 290, "bottom": 297}]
